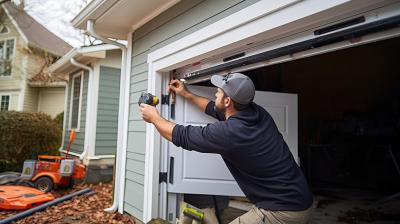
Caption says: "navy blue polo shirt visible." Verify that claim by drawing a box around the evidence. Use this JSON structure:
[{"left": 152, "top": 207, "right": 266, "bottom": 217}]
[{"left": 172, "top": 101, "right": 313, "bottom": 211}]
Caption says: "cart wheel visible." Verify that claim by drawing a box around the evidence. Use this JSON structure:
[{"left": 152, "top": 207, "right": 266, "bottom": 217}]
[{"left": 34, "top": 177, "right": 54, "bottom": 192}]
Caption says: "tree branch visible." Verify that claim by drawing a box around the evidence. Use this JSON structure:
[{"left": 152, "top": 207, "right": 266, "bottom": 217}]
[{"left": 0, "top": 0, "right": 11, "bottom": 5}]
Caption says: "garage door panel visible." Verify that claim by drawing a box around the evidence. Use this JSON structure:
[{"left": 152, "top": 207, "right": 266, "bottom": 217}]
[
  {"left": 184, "top": 102, "right": 216, "bottom": 124},
  {"left": 183, "top": 152, "right": 234, "bottom": 180},
  {"left": 262, "top": 106, "right": 287, "bottom": 133},
  {"left": 168, "top": 85, "right": 297, "bottom": 195},
  {"left": 183, "top": 87, "right": 217, "bottom": 124}
]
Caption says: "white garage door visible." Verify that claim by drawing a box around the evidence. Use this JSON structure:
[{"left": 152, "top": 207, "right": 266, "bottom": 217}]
[{"left": 167, "top": 85, "right": 298, "bottom": 196}]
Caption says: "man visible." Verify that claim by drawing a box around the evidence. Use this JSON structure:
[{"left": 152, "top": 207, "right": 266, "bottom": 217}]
[{"left": 140, "top": 73, "right": 313, "bottom": 223}]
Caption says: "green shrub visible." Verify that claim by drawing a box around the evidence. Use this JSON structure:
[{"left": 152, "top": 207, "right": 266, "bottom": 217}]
[
  {"left": 0, "top": 111, "right": 61, "bottom": 172},
  {"left": 54, "top": 111, "right": 64, "bottom": 141},
  {"left": 54, "top": 111, "right": 64, "bottom": 130}
]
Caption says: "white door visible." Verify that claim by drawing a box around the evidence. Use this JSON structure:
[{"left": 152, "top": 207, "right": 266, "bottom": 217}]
[{"left": 167, "top": 85, "right": 298, "bottom": 196}]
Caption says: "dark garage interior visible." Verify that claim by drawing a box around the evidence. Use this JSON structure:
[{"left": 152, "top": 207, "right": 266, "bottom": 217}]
[
  {"left": 242, "top": 36, "right": 400, "bottom": 193},
  {"left": 240, "top": 36, "right": 400, "bottom": 223}
]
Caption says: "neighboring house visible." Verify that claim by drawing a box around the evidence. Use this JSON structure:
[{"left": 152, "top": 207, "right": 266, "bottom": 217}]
[
  {"left": 48, "top": 44, "right": 122, "bottom": 183},
  {"left": 71, "top": 0, "right": 400, "bottom": 222},
  {"left": 0, "top": 2, "right": 71, "bottom": 117}
]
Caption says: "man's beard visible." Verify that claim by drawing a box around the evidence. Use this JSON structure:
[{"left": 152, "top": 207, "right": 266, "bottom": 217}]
[{"left": 214, "top": 103, "right": 226, "bottom": 114}]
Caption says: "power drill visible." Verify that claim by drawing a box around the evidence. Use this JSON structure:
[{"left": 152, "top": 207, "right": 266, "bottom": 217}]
[{"left": 138, "top": 92, "right": 159, "bottom": 106}]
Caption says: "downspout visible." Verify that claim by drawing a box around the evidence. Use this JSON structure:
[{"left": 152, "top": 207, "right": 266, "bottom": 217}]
[
  {"left": 70, "top": 57, "right": 94, "bottom": 161},
  {"left": 87, "top": 19, "right": 128, "bottom": 213}
]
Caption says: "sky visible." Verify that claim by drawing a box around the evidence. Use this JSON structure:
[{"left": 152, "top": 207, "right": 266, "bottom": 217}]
[{"left": 21, "top": 0, "right": 90, "bottom": 47}]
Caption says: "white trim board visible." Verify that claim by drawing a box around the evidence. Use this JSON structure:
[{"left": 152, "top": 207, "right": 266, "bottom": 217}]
[
  {"left": 130, "top": 0, "right": 182, "bottom": 31},
  {"left": 0, "top": 91, "right": 18, "bottom": 95},
  {"left": 177, "top": 2, "right": 400, "bottom": 82},
  {"left": 49, "top": 44, "right": 119, "bottom": 74},
  {"left": 17, "top": 79, "right": 25, "bottom": 111},
  {"left": 142, "top": 0, "right": 397, "bottom": 222},
  {"left": 147, "top": 0, "right": 396, "bottom": 71},
  {"left": 143, "top": 61, "right": 162, "bottom": 222},
  {"left": 71, "top": 0, "right": 181, "bottom": 38},
  {"left": 86, "top": 155, "right": 116, "bottom": 159},
  {"left": 88, "top": 63, "right": 100, "bottom": 158},
  {"left": 60, "top": 84, "right": 69, "bottom": 154},
  {"left": 59, "top": 149, "right": 115, "bottom": 159},
  {"left": 71, "top": 0, "right": 118, "bottom": 28},
  {"left": 1, "top": 5, "right": 29, "bottom": 43},
  {"left": 148, "top": 0, "right": 344, "bottom": 69},
  {"left": 59, "top": 149, "right": 83, "bottom": 158},
  {"left": 147, "top": 0, "right": 298, "bottom": 59}
]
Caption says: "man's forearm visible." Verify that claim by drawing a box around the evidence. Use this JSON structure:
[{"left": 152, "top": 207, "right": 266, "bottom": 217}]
[
  {"left": 183, "top": 92, "right": 210, "bottom": 112},
  {"left": 152, "top": 116, "right": 176, "bottom": 141}
]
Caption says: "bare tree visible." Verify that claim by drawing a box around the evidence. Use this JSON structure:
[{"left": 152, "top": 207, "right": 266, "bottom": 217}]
[
  {"left": 20, "top": 0, "right": 90, "bottom": 47},
  {"left": 0, "top": 0, "right": 12, "bottom": 5},
  {"left": 1, "top": 0, "right": 102, "bottom": 47}
]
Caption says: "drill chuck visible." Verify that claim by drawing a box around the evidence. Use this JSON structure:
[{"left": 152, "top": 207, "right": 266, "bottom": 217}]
[{"left": 138, "top": 92, "right": 159, "bottom": 106}]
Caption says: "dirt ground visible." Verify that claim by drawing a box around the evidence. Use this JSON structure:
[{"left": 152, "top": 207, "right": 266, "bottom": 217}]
[
  {"left": 219, "top": 191, "right": 400, "bottom": 224},
  {"left": 311, "top": 190, "right": 400, "bottom": 224},
  {"left": 0, "top": 183, "right": 135, "bottom": 224},
  {"left": 2, "top": 185, "right": 400, "bottom": 224}
]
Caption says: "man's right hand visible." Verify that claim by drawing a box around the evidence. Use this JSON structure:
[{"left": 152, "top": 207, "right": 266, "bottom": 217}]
[
  {"left": 169, "top": 79, "right": 190, "bottom": 98},
  {"left": 169, "top": 79, "right": 210, "bottom": 112}
]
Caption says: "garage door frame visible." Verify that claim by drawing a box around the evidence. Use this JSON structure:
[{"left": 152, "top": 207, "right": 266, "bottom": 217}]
[{"left": 142, "top": 0, "right": 399, "bottom": 222}]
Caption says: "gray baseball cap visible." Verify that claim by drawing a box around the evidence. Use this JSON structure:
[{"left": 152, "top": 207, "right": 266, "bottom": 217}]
[{"left": 211, "top": 73, "right": 255, "bottom": 105}]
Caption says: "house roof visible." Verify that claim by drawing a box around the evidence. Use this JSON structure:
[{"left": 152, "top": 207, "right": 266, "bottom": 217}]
[
  {"left": 29, "top": 72, "right": 68, "bottom": 87},
  {"left": 2, "top": 2, "right": 72, "bottom": 56},
  {"left": 71, "top": 0, "right": 180, "bottom": 39},
  {"left": 48, "top": 44, "right": 119, "bottom": 74}
]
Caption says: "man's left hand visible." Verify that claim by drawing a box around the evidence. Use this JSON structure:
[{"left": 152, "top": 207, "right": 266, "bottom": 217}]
[{"left": 140, "top": 103, "right": 161, "bottom": 123}]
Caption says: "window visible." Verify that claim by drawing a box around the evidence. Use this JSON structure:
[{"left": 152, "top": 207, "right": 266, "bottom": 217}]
[
  {"left": 69, "top": 73, "right": 83, "bottom": 130},
  {"left": 0, "top": 95, "right": 10, "bottom": 111},
  {"left": 0, "top": 25, "right": 9, "bottom": 34},
  {"left": 0, "top": 38, "right": 15, "bottom": 77}
]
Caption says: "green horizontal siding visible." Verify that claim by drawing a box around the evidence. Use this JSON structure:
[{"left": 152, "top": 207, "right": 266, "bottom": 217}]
[
  {"left": 124, "top": 0, "right": 261, "bottom": 220},
  {"left": 127, "top": 132, "right": 146, "bottom": 155},
  {"left": 95, "top": 66, "right": 120, "bottom": 156}
]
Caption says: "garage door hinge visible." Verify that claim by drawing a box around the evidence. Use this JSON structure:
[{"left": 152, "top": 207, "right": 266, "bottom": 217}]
[
  {"left": 161, "top": 94, "right": 169, "bottom": 105},
  {"left": 159, "top": 172, "right": 168, "bottom": 183}
]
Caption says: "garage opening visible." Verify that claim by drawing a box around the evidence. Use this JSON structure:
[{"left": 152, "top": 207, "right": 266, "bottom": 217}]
[
  {"left": 184, "top": 36, "right": 400, "bottom": 223},
  {"left": 243, "top": 36, "right": 400, "bottom": 191}
]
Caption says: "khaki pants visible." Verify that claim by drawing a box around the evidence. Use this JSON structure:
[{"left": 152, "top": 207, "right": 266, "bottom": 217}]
[{"left": 229, "top": 206, "right": 312, "bottom": 224}]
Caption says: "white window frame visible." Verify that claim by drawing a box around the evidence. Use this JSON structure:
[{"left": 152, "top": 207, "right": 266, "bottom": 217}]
[
  {"left": 68, "top": 71, "right": 84, "bottom": 132},
  {"left": 0, "top": 94, "right": 11, "bottom": 111},
  {"left": 0, "top": 37, "right": 16, "bottom": 78}
]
